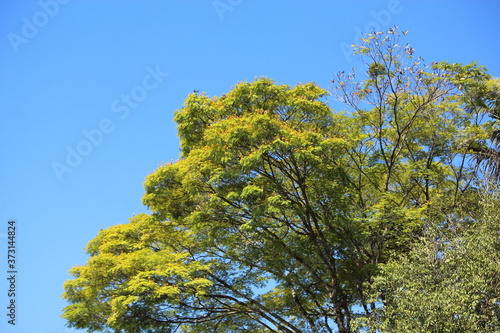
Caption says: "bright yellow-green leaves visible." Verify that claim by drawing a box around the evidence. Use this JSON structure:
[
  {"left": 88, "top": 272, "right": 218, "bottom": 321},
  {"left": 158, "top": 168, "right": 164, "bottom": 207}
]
[
  {"left": 141, "top": 78, "right": 359, "bottom": 332},
  {"left": 62, "top": 78, "right": 355, "bottom": 332},
  {"left": 62, "top": 214, "right": 212, "bottom": 332},
  {"left": 174, "top": 78, "right": 332, "bottom": 156}
]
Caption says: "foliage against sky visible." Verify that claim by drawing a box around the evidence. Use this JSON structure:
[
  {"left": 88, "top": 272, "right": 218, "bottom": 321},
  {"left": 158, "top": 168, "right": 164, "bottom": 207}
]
[{"left": 62, "top": 28, "right": 500, "bottom": 333}]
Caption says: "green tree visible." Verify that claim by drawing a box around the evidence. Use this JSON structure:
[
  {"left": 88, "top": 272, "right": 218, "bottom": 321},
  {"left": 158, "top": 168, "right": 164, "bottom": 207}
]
[
  {"left": 420, "top": 61, "right": 500, "bottom": 181},
  {"left": 463, "top": 77, "right": 500, "bottom": 181},
  {"left": 354, "top": 188, "right": 500, "bottom": 332},
  {"left": 62, "top": 28, "right": 493, "bottom": 332}
]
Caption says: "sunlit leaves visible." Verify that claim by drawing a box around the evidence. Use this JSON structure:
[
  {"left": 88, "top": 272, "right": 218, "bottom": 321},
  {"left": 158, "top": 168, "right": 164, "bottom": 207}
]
[{"left": 62, "top": 214, "right": 213, "bottom": 332}]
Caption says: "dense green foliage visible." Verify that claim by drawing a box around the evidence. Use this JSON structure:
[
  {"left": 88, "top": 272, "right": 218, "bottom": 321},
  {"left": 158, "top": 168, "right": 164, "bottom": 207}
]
[
  {"left": 354, "top": 190, "right": 500, "bottom": 332},
  {"left": 62, "top": 28, "right": 500, "bottom": 332}
]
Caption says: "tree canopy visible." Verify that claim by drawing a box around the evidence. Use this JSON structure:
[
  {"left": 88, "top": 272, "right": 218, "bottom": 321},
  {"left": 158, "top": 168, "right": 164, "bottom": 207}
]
[{"left": 62, "top": 28, "right": 500, "bottom": 332}]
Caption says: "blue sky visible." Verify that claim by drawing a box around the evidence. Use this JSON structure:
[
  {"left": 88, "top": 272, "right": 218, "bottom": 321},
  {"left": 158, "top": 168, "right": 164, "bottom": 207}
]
[{"left": 0, "top": 1, "right": 499, "bottom": 332}]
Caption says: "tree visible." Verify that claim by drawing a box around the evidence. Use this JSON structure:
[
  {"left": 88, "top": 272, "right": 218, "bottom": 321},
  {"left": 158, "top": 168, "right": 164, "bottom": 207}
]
[
  {"left": 462, "top": 77, "right": 500, "bottom": 181},
  {"left": 354, "top": 188, "right": 500, "bottom": 332},
  {"left": 62, "top": 28, "right": 494, "bottom": 332}
]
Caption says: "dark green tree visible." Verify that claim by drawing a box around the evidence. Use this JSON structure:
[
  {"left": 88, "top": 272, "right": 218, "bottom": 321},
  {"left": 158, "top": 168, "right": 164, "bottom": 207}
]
[{"left": 354, "top": 188, "right": 500, "bottom": 332}]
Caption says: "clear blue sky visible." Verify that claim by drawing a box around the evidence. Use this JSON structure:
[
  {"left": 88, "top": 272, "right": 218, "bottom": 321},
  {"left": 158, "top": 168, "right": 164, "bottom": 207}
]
[{"left": 0, "top": 1, "right": 499, "bottom": 332}]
